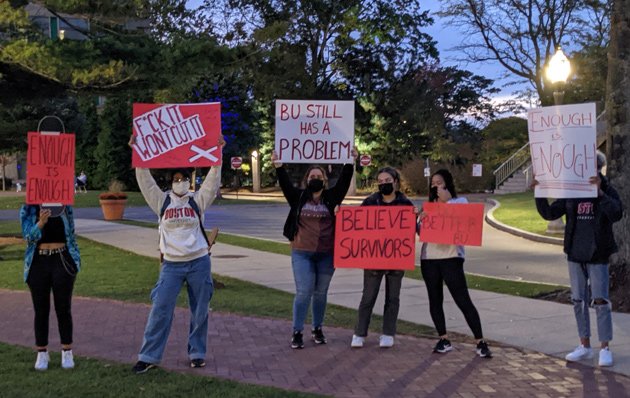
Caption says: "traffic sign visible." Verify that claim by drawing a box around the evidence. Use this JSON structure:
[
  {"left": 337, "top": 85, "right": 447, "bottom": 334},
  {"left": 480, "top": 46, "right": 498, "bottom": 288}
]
[
  {"left": 359, "top": 154, "right": 372, "bottom": 167},
  {"left": 231, "top": 156, "right": 243, "bottom": 169}
]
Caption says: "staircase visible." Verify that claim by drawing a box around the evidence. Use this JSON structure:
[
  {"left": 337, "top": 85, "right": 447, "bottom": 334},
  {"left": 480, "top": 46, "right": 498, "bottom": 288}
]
[{"left": 494, "top": 170, "right": 529, "bottom": 194}]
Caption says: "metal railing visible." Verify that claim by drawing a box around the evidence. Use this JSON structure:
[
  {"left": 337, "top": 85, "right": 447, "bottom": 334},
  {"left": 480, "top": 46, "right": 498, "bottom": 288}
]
[{"left": 492, "top": 142, "right": 531, "bottom": 190}]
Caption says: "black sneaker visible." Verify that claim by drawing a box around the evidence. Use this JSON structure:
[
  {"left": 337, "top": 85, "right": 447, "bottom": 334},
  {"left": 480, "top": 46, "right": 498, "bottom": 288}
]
[
  {"left": 291, "top": 330, "right": 304, "bottom": 349},
  {"left": 311, "top": 327, "right": 327, "bottom": 344},
  {"left": 433, "top": 338, "right": 453, "bottom": 354},
  {"left": 190, "top": 358, "right": 206, "bottom": 368},
  {"left": 132, "top": 361, "right": 156, "bottom": 374},
  {"left": 476, "top": 340, "right": 492, "bottom": 358}
]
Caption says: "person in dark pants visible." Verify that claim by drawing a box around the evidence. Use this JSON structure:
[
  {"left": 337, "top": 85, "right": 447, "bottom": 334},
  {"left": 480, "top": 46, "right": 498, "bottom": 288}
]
[
  {"left": 350, "top": 167, "right": 416, "bottom": 348},
  {"left": 272, "top": 149, "right": 357, "bottom": 349},
  {"left": 534, "top": 151, "right": 623, "bottom": 367},
  {"left": 20, "top": 205, "right": 81, "bottom": 371},
  {"left": 419, "top": 169, "right": 491, "bottom": 358}
]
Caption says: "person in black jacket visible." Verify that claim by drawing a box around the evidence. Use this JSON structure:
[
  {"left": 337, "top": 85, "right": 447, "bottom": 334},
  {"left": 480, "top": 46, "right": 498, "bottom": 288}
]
[
  {"left": 272, "top": 149, "right": 357, "bottom": 349},
  {"left": 350, "top": 167, "right": 417, "bottom": 349},
  {"left": 535, "top": 150, "right": 623, "bottom": 367}
]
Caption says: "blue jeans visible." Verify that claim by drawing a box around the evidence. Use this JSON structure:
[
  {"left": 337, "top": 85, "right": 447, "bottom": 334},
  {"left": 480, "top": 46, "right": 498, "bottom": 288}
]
[
  {"left": 138, "top": 255, "right": 213, "bottom": 364},
  {"left": 291, "top": 249, "right": 335, "bottom": 332},
  {"left": 567, "top": 261, "right": 612, "bottom": 342}
]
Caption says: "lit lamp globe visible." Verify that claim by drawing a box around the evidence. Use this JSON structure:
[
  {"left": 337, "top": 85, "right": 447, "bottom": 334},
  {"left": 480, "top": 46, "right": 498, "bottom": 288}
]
[{"left": 546, "top": 48, "right": 571, "bottom": 105}]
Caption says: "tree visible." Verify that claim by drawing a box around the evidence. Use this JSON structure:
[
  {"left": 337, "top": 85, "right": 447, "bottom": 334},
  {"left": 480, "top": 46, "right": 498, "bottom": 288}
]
[
  {"left": 606, "top": 0, "right": 630, "bottom": 310},
  {"left": 438, "top": 0, "right": 607, "bottom": 103}
]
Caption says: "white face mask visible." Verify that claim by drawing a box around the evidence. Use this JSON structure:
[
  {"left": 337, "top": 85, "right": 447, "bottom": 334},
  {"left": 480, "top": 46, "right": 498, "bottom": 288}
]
[{"left": 172, "top": 181, "right": 189, "bottom": 196}]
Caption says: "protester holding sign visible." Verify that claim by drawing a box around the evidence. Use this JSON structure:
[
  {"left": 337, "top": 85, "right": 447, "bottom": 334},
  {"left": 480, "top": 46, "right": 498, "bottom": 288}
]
[
  {"left": 350, "top": 167, "right": 416, "bottom": 349},
  {"left": 272, "top": 148, "right": 357, "bottom": 349},
  {"left": 419, "top": 169, "right": 492, "bottom": 358},
  {"left": 534, "top": 151, "right": 623, "bottom": 367},
  {"left": 130, "top": 135, "right": 224, "bottom": 374},
  {"left": 20, "top": 204, "right": 81, "bottom": 370}
]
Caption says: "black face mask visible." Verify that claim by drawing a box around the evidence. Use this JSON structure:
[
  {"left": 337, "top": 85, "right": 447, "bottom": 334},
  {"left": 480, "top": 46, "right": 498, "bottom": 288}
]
[
  {"left": 307, "top": 179, "right": 324, "bottom": 192},
  {"left": 378, "top": 183, "right": 394, "bottom": 196}
]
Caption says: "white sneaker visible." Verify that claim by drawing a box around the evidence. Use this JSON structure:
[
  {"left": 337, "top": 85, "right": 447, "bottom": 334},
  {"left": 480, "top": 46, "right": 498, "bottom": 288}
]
[
  {"left": 350, "top": 335, "right": 364, "bottom": 348},
  {"left": 34, "top": 351, "right": 49, "bottom": 371},
  {"left": 61, "top": 350, "right": 75, "bottom": 369},
  {"left": 599, "top": 347, "right": 613, "bottom": 367},
  {"left": 565, "top": 345, "right": 593, "bottom": 362},
  {"left": 379, "top": 335, "right": 394, "bottom": 348}
]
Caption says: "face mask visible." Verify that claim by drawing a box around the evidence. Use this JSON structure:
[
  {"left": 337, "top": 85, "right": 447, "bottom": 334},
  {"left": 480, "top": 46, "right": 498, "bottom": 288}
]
[
  {"left": 378, "top": 183, "right": 394, "bottom": 196},
  {"left": 307, "top": 179, "right": 324, "bottom": 192},
  {"left": 172, "top": 181, "right": 189, "bottom": 196}
]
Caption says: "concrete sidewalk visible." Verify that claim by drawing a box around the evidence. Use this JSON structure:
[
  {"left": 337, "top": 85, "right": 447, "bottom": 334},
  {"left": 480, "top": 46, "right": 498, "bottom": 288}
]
[{"left": 73, "top": 219, "right": 630, "bottom": 377}]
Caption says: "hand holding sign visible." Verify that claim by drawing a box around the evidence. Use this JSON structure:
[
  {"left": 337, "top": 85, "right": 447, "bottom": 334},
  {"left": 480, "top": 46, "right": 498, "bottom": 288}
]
[{"left": 420, "top": 202, "right": 484, "bottom": 246}]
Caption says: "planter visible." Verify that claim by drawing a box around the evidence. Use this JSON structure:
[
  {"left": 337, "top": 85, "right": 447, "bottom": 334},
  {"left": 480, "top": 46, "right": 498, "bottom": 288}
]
[{"left": 99, "top": 199, "right": 127, "bottom": 220}]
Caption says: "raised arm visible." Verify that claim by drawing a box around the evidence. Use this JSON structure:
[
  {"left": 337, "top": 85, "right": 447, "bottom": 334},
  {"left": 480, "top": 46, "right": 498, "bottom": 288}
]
[
  {"left": 194, "top": 165, "right": 222, "bottom": 211},
  {"left": 535, "top": 198, "right": 567, "bottom": 221},
  {"left": 272, "top": 151, "right": 301, "bottom": 203},
  {"left": 136, "top": 168, "right": 165, "bottom": 215}
]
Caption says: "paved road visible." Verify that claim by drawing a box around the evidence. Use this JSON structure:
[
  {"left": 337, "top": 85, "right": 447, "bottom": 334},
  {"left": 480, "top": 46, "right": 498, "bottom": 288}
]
[{"left": 0, "top": 201, "right": 568, "bottom": 285}]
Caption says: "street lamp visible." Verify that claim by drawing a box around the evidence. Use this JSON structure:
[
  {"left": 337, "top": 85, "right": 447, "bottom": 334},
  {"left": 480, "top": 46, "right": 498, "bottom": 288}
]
[
  {"left": 251, "top": 150, "right": 260, "bottom": 193},
  {"left": 544, "top": 47, "right": 571, "bottom": 234}
]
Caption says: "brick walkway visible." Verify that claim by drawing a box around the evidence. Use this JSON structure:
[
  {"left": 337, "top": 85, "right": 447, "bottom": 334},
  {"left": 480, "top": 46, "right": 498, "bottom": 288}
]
[{"left": 2, "top": 289, "right": 630, "bottom": 397}]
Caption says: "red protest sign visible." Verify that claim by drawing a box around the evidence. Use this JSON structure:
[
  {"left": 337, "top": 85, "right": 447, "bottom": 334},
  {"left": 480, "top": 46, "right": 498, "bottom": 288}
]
[
  {"left": 132, "top": 103, "right": 222, "bottom": 168},
  {"left": 231, "top": 157, "right": 243, "bottom": 169},
  {"left": 419, "top": 202, "right": 484, "bottom": 246},
  {"left": 359, "top": 154, "right": 371, "bottom": 167},
  {"left": 26, "top": 132, "right": 75, "bottom": 205},
  {"left": 334, "top": 206, "right": 416, "bottom": 270}
]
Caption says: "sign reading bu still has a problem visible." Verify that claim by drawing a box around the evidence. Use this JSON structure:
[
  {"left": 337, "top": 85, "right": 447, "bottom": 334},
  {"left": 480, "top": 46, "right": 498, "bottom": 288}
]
[
  {"left": 132, "top": 103, "right": 222, "bottom": 168},
  {"left": 528, "top": 102, "right": 597, "bottom": 198},
  {"left": 334, "top": 206, "right": 416, "bottom": 270},
  {"left": 26, "top": 132, "right": 75, "bottom": 205},
  {"left": 275, "top": 100, "right": 354, "bottom": 164}
]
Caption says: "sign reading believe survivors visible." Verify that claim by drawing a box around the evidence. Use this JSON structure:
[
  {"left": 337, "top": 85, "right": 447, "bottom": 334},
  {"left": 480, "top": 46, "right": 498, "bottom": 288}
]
[
  {"left": 132, "top": 103, "right": 221, "bottom": 168},
  {"left": 275, "top": 99, "right": 354, "bottom": 164},
  {"left": 334, "top": 206, "right": 416, "bottom": 270},
  {"left": 26, "top": 132, "right": 75, "bottom": 205}
]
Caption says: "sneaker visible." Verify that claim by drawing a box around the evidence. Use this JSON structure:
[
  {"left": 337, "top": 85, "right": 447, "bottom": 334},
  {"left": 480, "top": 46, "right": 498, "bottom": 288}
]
[
  {"left": 350, "top": 335, "right": 365, "bottom": 348},
  {"left": 476, "top": 340, "right": 492, "bottom": 358},
  {"left": 565, "top": 345, "right": 593, "bottom": 362},
  {"left": 379, "top": 335, "right": 395, "bottom": 348},
  {"left": 190, "top": 358, "right": 206, "bottom": 368},
  {"left": 34, "top": 351, "right": 49, "bottom": 371},
  {"left": 433, "top": 338, "right": 453, "bottom": 354},
  {"left": 61, "top": 349, "right": 75, "bottom": 369},
  {"left": 311, "top": 327, "right": 327, "bottom": 344},
  {"left": 132, "top": 361, "right": 156, "bottom": 374},
  {"left": 599, "top": 347, "right": 613, "bottom": 367},
  {"left": 291, "top": 331, "right": 304, "bottom": 349}
]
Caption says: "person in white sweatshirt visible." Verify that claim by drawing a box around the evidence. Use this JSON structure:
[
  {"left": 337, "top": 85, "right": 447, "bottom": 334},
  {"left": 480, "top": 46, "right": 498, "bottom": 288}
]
[
  {"left": 130, "top": 135, "right": 223, "bottom": 374},
  {"left": 419, "top": 169, "right": 492, "bottom": 358}
]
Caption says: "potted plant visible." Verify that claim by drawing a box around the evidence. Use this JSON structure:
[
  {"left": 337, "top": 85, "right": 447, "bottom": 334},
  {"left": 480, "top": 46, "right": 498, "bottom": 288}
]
[{"left": 99, "top": 180, "right": 128, "bottom": 220}]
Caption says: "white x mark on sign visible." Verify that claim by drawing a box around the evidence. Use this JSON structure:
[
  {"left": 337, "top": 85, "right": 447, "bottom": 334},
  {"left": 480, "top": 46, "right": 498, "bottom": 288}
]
[{"left": 189, "top": 145, "right": 219, "bottom": 162}]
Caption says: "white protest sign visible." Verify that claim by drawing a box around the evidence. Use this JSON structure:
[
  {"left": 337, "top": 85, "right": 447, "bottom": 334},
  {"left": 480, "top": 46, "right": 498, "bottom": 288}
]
[
  {"left": 528, "top": 103, "right": 597, "bottom": 198},
  {"left": 275, "top": 100, "right": 354, "bottom": 163}
]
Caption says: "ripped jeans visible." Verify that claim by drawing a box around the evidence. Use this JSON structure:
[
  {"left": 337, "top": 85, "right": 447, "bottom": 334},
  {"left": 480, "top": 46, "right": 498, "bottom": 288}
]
[{"left": 567, "top": 261, "right": 612, "bottom": 342}]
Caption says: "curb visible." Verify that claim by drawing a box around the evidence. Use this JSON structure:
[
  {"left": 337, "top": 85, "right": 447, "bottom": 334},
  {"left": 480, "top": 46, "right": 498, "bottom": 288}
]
[{"left": 485, "top": 198, "right": 563, "bottom": 246}]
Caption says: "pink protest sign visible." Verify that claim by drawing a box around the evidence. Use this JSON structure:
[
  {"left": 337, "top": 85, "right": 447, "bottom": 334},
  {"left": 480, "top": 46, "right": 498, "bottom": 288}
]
[{"left": 132, "top": 103, "right": 221, "bottom": 168}]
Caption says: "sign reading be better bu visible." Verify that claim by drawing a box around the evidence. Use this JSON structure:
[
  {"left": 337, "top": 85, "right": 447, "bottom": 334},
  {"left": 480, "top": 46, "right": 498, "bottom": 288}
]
[
  {"left": 132, "top": 103, "right": 222, "bottom": 168},
  {"left": 528, "top": 103, "right": 597, "bottom": 198},
  {"left": 334, "top": 206, "right": 416, "bottom": 270},
  {"left": 26, "top": 132, "right": 75, "bottom": 205},
  {"left": 275, "top": 100, "right": 354, "bottom": 164},
  {"left": 420, "top": 203, "right": 484, "bottom": 246}
]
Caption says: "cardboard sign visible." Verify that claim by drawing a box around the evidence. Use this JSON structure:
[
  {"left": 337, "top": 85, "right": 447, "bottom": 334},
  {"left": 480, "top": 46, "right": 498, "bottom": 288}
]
[
  {"left": 132, "top": 103, "right": 222, "bottom": 168},
  {"left": 275, "top": 100, "right": 354, "bottom": 163},
  {"left": 528, "top": 103, "right": 597, "bottom": 198},
  {"left": 334, "top": 206, "right": 416, "bottom": 270},
  {"left": 419, "top": 202, "right": 484, "bottom": 246},
  {"left": 26, "top": 132, "right": 75, "bottom": 205}
]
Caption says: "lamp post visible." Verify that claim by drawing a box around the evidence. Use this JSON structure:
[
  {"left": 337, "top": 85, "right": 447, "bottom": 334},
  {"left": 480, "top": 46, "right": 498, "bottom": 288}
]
[
  {"left": 544, "top": 47, "right": 571, "bottom": 234},
  {"left": 251, "top": 150, "right": 260, "bottom": 193}
]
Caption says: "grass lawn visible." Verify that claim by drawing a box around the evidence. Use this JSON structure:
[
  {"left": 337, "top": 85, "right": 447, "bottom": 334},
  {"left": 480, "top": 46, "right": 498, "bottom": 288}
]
[
  {"left": 0, "top": 192, "right": 280, "bottom": 210},
  {"left": 491, "top": 192, "right": 564, "bottom": 236},
  {"left": 0, "top": 343, "right": 317, "bottom": 398}
]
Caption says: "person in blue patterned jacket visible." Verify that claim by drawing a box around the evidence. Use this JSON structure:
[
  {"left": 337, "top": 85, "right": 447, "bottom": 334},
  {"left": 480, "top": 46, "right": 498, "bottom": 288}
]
[{"left": 20, "top": 204, "right": 81, "bottom": 371}]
